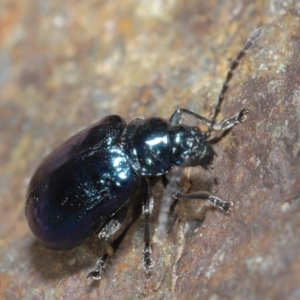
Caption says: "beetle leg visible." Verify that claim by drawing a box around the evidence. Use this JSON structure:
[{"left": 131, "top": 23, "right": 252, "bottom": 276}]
[
  {"left": 157, "top": 170, "right": 233, "bottom": 238},
  {"left": 161, "top": 174, "right": 232, "bottom": 212},
  {"left": 87, "top": 206, "right": 128, "bottom": 280},
  {"left": 142, "top": 179, "right": 154, "bottom": 274},
  {"left": 174, "top": 191, "right": 233, "bottom": 213},
  {"left": 169, "top": 107, "right": 249, "bottom": 131}
]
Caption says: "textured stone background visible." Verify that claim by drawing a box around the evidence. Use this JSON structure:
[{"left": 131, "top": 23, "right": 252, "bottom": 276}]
[{"left": 1, "top": 1, "right": 300, "bottom": 299}]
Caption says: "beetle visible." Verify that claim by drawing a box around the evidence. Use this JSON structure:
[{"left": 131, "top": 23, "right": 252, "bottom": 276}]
[{"left": 26, "top": 29, "right": 260, "bottom": 280}]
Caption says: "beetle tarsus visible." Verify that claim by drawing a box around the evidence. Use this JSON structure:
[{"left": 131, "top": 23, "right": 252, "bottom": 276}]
[
  {"left": 87, "top": 256, "right": 108, "bottom": 280},
  {"left": 143, "top": 242, "right": 154, "bottom": 274},
  {"left": 208, "top": 196, "right": 233, "bottom": 213},
  {"left": 212, "top": 107, "right": 249, "bottom": 131},
  {"left": 142, "top": 179, "right": 154, "bottom": 274}
]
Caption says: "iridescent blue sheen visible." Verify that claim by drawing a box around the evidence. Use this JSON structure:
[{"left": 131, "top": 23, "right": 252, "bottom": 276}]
[{"left": 26, "top": 115, "right": 141, "bottom": 250}]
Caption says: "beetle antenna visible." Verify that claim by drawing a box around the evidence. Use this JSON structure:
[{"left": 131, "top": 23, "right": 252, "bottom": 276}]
[{"left": 206, "top": 28, "right": 261, "bottom": 138}]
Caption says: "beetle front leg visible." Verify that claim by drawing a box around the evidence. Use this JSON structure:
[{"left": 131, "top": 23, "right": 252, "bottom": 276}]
[
  {"left": 169, "top": 107, "right": 249, "bottom": 131},
  {"left": 87, "top": 206, "right": 128, "bottom": 280},
  {"left": 142, "top": 179, "right": 154, "bottom": 274}
]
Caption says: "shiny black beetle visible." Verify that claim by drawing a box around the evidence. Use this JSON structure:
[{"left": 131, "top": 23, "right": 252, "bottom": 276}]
[{"left": 26, "top": 29, "right": 260, "bottom": 280}]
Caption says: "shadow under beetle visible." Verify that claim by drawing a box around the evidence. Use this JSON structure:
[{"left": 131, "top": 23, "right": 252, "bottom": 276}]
[{"left": 26, "top": 29, "right": 260, "bottom": 280}]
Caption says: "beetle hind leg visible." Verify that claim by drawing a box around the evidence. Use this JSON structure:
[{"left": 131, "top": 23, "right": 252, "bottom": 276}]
[{"left": 87, "top": 206, "right": 129, "bottom": 280}]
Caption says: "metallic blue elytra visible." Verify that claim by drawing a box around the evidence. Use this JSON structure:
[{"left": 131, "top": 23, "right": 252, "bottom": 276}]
[
  {"left": 26, "top": 29, "right": 260, "bottom": 280},
  {"left": 26, "top": 115, "right": 143, "bottom": 250}
]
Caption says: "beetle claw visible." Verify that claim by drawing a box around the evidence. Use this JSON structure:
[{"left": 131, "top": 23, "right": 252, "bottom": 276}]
[
  {"left": 87, "top": 270, "right": 102, "bottom": 280},
  {"left": 238, "top": 107, "right": 250, "bottom": 123},
  {"left": 87, "top": 258, "right": 107, "bottom": 280}
]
